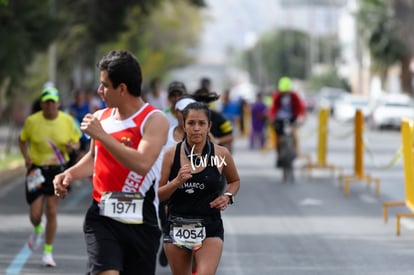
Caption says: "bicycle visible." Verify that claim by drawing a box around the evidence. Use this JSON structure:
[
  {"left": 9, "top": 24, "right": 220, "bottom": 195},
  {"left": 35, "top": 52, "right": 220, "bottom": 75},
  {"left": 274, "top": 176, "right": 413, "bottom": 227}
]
[{"left": 275, "top": 119, "right": 296, "bottom": 183}]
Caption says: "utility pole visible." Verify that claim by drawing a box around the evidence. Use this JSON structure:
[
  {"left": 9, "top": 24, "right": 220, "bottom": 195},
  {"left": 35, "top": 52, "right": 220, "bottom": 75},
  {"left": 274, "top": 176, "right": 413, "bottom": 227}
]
[{"left": 48, "top": 0, "right": 56, "bottom": 86}]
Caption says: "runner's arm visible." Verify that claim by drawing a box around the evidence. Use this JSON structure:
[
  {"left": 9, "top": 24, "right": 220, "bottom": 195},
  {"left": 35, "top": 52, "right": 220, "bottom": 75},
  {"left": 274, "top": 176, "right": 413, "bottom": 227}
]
[
  {"left": 86, "top": 111, "right": 169, "bottom": 175},
  {"left": 158, "top": 146, "right": 193, "bottom": 201}
]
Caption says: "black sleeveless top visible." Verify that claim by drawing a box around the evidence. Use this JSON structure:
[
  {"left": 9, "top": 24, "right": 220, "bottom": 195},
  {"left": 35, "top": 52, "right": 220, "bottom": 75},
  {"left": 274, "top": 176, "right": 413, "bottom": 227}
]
[{"left": 168, "top": 141, "right": 225, "bottom": 218}]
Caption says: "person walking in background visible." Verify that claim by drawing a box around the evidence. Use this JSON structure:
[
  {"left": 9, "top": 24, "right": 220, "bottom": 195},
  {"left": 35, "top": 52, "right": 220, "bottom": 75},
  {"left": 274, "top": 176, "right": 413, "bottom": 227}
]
[
  {"left": 193, "top": 77, "right": 234, "bottom": 152},
  {"left": 221, "top": 89, "right": 241, "bottom": 131},
  {"left": 250, "top": 92, "right": 268, "bottom": 150},
  {"left": 86, "top": 89, "right": 106, "bottom": 113},
  {"left": 158, "top": 102, "right": 240, "bottom": 275},
  {"left": 238, "top": 96, "right": 248, "bottom": 136},
  {"left": 164, "top": 96, "right": 196, "bottom": 149},
  {"left": 199, "top": 77, "right": 212, "bottom": 94},
  {"left": 69, "top": 90, "right": 90, "bottom": 125},
  {"left": 19, "top": 86, "right": 81, "bottom": 267},
  {"left": 68, "top": 90, "right": 91, "bottom": 165},
  {"left": 145, "top": 77, "right": 168, "bottom": 110},
  {"left": 53, "top": 50, "right": 169, "bottom": 275},
  {"left": 197, "top": 77, "right": 221, "bottom": 111},
  {"left": 164, "top": 81, "right": 187, "bottom": 127}
]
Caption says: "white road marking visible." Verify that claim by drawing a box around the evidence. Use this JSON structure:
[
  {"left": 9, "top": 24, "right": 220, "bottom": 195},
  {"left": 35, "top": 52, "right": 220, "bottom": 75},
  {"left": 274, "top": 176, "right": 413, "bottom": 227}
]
[{"left": 299, "top": 198, "right": 323, "bottom": 206}]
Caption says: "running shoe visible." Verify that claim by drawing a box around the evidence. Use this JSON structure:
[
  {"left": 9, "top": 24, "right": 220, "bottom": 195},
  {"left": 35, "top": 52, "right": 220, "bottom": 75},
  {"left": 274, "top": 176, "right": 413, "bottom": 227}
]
[
  {"left": 42, "top": 253, "right": 56, "bottom": 267},
  {"left": 27, "top": 232, "right": 42, "bottom": 251}
]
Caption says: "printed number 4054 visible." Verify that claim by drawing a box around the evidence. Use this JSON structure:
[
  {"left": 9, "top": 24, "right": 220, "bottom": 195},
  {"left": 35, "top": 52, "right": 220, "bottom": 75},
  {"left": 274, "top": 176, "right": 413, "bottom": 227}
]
[{"left": 175, "top": 228, "right": 204, "bottom": 239}]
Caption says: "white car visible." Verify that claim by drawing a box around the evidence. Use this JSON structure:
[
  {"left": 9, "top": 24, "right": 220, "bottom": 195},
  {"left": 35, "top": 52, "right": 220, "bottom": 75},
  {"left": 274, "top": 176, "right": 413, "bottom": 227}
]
[
  {"left": 333, "top": 94, "right": 371, "bottom": 122},
  {"left": 369, "top": 94, "right": 414, "bottom": 129}
]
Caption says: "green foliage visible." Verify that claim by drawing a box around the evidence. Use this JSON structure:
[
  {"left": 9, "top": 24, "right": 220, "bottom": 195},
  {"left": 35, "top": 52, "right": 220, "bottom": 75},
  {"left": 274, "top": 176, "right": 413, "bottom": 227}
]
[
  {"left": 307, "top": 68, "right": 350, "bottom": 92},
  {"left": 57, "top": 0, "right": 160, "bottom": 45},
  {"left": 0, "top": 0, "right": 206, "bottom": 113},
  {"left": 268, "top": 29, "right": 309, "bottom": 81},
  {"left": 103, "top": 0, "right": 203, "bottom": 83},
  {"left": 243, "top": 29, "right": 310, "bottom": 87},
  {"left": 317, "top": 35, "right": 340, "bottom": 65},
  {"left": 188, "top": 0, "right": 206, "bottom": 7},
  {"left": 0, "top": 0, "right": 60, "bottom": 85},
  {"left": 368, "top": 22, "right": 404, "bottom": 66},
  {"left": 0, "top": 153, "right": 23, "bottom": 170},
  {"left": 357, "top": 0, "right": 406, "bottom": 73}
]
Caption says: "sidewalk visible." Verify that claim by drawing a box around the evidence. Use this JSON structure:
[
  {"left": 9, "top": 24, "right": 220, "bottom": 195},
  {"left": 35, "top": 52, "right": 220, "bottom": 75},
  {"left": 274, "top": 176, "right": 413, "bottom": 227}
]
[{"left": 0, "top": 125, "right": 24, "bottom": 185}]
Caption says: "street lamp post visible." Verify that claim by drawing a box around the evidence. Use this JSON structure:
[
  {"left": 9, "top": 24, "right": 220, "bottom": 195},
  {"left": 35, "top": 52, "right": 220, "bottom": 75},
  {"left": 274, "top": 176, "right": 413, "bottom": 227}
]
[{"left": 48, "top": 0, "right": 56, "bottom": 85}]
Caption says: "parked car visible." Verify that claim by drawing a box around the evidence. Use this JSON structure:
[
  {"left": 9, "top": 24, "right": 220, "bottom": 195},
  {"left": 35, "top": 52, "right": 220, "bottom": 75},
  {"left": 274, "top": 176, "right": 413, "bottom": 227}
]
[
  {"left": 333, "top": 94, "right": 371, "bottom": 122},
  {"left": 369, "top": 93, "right": 414, "bottom": 129}
]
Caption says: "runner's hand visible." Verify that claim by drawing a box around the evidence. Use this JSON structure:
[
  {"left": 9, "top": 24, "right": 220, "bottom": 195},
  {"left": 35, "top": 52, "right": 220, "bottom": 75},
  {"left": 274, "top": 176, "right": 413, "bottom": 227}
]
[
  {"left": 209, "top": 195, "right": 229, "bottom": 211},
  {"left": 53, "top": 172, "right": 73, "bottom": 198},
  {"left": 80, "top": 113, "right": 104, "bottom": 140},
  {"left": 176, "top": 164, "right": 192, "bottom": 185}
]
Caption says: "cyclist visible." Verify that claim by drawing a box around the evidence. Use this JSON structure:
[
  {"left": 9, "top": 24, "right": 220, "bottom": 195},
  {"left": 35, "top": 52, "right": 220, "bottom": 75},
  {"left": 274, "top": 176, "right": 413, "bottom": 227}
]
[{"left": 269, "top": 76, "right": 306, "bottom": 178}]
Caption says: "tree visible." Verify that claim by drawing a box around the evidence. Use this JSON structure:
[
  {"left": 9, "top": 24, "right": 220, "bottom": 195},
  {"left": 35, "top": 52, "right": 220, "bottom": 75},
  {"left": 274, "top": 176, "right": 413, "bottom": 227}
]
[
  {"left": 0, "top": 0, "right": 60, "bottom": 89},
  {"left": 307, "top": 68, "right": 350, "bottom": 92},
  {"left": 0, "top": 0, "right": 206, "bottom": 118},
  {"left": 46, "top": 0, "right": 205, "bottom": 92},
  {"left": 0, "top": 0, "right": 60, "bottom": 119},
  {"left": 357, "top": 0, "right": 414, "bottom": 94},
  {"left": 106, "top": 0, "right": 203, "bottom": 84},
  {"left": 243, "top": 29, "right": 310, "bottom": 88},
  {"left": 391, "top": 0, "right": 414, "bottom": 94}
]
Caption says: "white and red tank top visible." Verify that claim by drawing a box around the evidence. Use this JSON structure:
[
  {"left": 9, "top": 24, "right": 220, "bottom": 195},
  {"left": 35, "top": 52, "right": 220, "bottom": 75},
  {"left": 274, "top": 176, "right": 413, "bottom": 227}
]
[{"left": 93, "top": 103, "right": 163, "bottom": 225}]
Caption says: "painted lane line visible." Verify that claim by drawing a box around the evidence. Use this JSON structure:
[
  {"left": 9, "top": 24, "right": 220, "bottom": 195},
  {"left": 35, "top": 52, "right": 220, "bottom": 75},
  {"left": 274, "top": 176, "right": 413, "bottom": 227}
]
[
  {"left": 401, "top": 219, "right": 414, "bottom": 230},
  {"left": 5, "top": 184, "right": 90, "bottom": 273},
  {"left": 5, "top": 245, "right": 32, "bottom": 275},
  {"left": 299, "top": 198, "right": 323, "bottom": 206},
  {"left": 359, "top": 194, "right": 377, "bottom": 204}
]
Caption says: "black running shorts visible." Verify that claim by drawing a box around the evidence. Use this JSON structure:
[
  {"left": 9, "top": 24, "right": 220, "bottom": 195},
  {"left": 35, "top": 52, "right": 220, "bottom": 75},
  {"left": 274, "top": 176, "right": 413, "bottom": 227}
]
[
  {"left": 25, "top": 165, "right": 66, "bottom": 204},
  {"left": 163, "top": 214, "right": 224, "bottom": 245},
  {"left": 83, "top": 201, "right": 161, "bottom": 275}
]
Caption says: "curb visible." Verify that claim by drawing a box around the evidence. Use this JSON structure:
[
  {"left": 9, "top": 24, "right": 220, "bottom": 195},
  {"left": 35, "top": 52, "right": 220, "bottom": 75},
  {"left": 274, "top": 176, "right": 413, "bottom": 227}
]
[{"left": 0, "top": 165, "right": 25, "bottom": 185}]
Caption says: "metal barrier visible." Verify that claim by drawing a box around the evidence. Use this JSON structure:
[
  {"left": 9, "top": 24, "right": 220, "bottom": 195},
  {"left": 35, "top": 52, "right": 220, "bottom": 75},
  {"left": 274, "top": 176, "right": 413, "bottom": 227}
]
[
  {"left": 383, "top": 118, "right": 414, "bottom": 235},
  {"left": 302, "top": 108, "right": 339, "bottom": 178},
  {"left": 338, "top": 110, "right": 381, "bottom": 197}
]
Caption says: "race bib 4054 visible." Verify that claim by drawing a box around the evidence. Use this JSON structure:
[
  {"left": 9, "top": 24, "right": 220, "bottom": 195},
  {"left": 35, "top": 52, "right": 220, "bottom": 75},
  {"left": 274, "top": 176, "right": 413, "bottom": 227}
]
[{"left": 172, "top": 217, "right": 206, "bottom": 249}]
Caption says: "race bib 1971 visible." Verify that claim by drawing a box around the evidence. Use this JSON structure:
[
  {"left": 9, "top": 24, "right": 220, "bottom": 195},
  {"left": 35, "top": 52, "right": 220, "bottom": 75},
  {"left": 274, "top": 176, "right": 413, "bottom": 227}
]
[{"left": 99, "top": 192, "right": 144, "bottom": 224}]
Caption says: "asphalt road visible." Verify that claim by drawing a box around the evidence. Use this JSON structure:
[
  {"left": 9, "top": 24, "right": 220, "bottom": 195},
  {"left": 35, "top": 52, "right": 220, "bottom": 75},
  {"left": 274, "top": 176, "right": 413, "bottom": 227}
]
[{"left": 1, "top": 113, "right": 414, "bottom": 275}]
